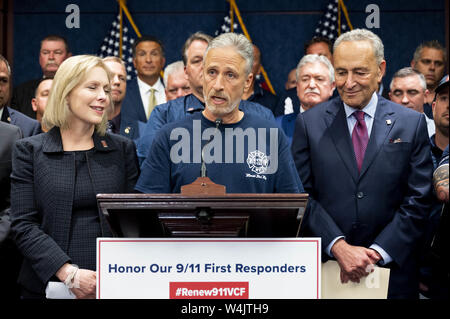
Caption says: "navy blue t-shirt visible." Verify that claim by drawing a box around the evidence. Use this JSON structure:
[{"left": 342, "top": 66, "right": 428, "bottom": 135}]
[{"left": 135, "top": 112, "right": 304, "bottom": 194}]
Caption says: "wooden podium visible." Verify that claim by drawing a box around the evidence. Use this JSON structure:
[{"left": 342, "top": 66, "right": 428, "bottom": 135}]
[{"left": 97, "top": 192, "right": 308, "bottom": 238}]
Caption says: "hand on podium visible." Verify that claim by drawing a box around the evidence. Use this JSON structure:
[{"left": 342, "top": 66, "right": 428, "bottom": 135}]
[{"left": 331, "top": 239, "right": 381, "bottom": 283}]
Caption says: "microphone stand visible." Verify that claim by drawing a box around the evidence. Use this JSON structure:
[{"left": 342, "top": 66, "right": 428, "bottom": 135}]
[{"left": 180, "top": 118, "right": 226, "bottom": 196}]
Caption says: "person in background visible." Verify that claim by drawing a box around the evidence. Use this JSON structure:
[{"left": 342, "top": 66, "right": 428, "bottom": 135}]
[
  {"left": 419, "top": 75, "right": 449, "bottom": 299},
  {"left": 103, "top": 56, "right": 127, "bottom": 134},
  {"left": 389, "top": 67, "right": 435, "bottom": 137},
  {"left": 285, "top": 68, "right": 297, "bottom": 90},
  {"left": 0, "top": 55, "right": 41, "bottom": 137},
  {"left": 11, "top": 35, "right": 71, "bottom": 119},
  {"left": 163, "top": 60, "right": 191, "bottom": 101},
  {"left": 242, "top": 44, "right": 278, "bottom": 114},
  {"left": 120, "top": 35, "right": 166, "bottom": 140},
  {"left": 31, "top": 77, "right": 53, "bottom": 132},
  {"left": 10, "top": 55, "right": 139, "bottom": 299},
  {"left": 274, "top": 36, "right": 335, "bottom": 117},
  {"left": 411, "top": 40, "right": 446, "bottom": 107},
  {"left": 276, "top": 54, "right": 335, "bottom": 144}
]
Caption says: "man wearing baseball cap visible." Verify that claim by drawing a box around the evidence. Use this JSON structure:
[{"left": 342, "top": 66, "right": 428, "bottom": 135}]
[{"left": 420, "top": 74, "right": 449, "bottom": 299}]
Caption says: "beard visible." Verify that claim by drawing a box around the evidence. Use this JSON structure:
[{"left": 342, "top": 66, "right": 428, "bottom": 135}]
[{"left": 204, "top": 90, "right": 240, "bottom": 117}]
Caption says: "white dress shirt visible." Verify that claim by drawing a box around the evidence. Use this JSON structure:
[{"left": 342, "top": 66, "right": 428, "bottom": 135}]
[
  {"left": 137, "top": 77, "right": 166, "bottom": 119},
  {"left": 425, "top": 114, "right": 435, "bottom": 138},
  {"left": 326, "top": 92, "right": 392, "bottom": 265}
]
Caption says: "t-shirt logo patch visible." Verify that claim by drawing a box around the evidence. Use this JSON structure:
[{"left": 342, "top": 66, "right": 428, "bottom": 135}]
[{"left": 247, "top": 150, "right": 269, "bottom": 175}]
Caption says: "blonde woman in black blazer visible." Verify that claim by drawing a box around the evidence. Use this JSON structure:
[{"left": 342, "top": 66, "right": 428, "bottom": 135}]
[{"left": 10, "top": 55, "right": 139, "bottom": 299}]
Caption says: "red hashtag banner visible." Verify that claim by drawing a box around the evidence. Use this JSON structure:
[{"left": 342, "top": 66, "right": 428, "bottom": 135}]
[{"left": 170, "top": 282, "right": 249, "bottom": 299}]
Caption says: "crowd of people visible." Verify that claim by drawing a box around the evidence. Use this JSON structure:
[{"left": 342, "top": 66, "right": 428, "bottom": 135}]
[{"left": 0, "top": 28, "right": 448, "bottom": 300}]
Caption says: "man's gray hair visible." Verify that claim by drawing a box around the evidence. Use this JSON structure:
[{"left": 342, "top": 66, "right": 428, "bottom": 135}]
[
  {"left": 389, "top": 67, "right": 427, "bottom": 91},
  {"left": 296, "top": 54, "right": 335, "bottom": 83},
  {"left": 163, "top": 60, "right": 185, "bottom": 87},
  {"left": 204, "top": 32, "right": 254, "bottom": 76},
  {"left": 0, "top": 54, "right": 11, "bottom": 76},
  {"left": 334, "top": 28, "right": 384, "bottom": 65}
]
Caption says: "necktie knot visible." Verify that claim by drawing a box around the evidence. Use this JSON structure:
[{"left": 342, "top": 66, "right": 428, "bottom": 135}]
[{"left": 353, "top": 110, "right": 365, "bottom": 124}]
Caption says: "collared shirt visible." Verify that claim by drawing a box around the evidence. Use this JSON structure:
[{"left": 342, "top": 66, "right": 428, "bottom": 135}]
[
  {"left": 0, "top": 107, "right": 4, "bottom": 120},
  {"left": 137, "top": 77, "right": 166, "bottom": 119},
  {"left": 300, "top": 105, "right": 306, "bottom": 113},
  {"left": 343, "top": 92, "right": 378, "bottom": 137}
]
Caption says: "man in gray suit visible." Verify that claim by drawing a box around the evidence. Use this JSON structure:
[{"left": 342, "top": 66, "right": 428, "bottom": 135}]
[{"left": 0, "top": 55, "right": 41, "bottom": 137}]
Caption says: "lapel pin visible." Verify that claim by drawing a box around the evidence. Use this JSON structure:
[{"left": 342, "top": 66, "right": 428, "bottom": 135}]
[
  {"left": 386, "top": 119, "right": 392, "bottom": 125},
  {"left": 124, "top": 127, "right": 130, "bottom": 134},
  {"left": 7, "top": 116, "right": 11, "bottom": 123},
  {"left": 101, "top": 140, "right": 108, "bottom": 148}
]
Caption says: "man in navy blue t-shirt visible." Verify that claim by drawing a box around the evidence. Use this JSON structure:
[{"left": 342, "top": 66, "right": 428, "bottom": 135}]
[
  {"left": 135, "top": 32, "right": 275, "bottom": 166},
  {"left": 136, "top": 33, "right": 303, "bottom": 194}
]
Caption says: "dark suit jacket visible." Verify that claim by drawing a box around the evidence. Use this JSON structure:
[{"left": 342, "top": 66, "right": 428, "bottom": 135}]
[
  {"left": 120, "top": 78, "right": 147, "bottom": 140},
  {"left": 291, "top": 96, "right": 433, "bottom": 298},
  {"left": 0, "top": 122, "right": 22, "bottom": 224},
  {"left": 10, "top": 127, "right": 140, "bottom": 294},
  {"left": 1, "top": 107, "right": 41, "bottom": 137},
  {"left": 10, "top": 78, "right": 41, "bottom": 119},
  {"left": 275, "top": 112, "right": 298, "bottom": 145}
]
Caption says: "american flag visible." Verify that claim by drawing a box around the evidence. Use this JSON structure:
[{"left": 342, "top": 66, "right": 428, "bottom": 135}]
[
  {"left": 214, "top": 14, "right": 240, "bottom": 36},
  {"left": 98, "top": 14, "right": 137, "bottom": 80},
  {"left": 213, "top": 8, "right": 270, "bottom": 92},
  {"left": 314, "top": 0, "right": 351, "bottom": 41}
]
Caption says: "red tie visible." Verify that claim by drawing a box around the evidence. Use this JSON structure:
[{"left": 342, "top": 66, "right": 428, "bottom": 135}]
[{"left": 352, "top": 111, "right": 369, "bottom": 173}]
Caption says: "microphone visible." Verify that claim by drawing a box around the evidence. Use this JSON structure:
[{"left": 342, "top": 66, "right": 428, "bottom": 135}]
[{"left": 200, "top": 118, "right": 222, "bottom": 177}]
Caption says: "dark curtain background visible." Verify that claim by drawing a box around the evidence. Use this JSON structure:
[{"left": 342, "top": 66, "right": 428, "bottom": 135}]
[{"left": 11, "top": 0, "right": 447, "bottom": 95}]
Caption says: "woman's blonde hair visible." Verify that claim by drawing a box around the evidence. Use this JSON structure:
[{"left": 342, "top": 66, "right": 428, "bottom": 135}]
[{"left": 42, "top": 55, "right": 113, "bottom": 135}]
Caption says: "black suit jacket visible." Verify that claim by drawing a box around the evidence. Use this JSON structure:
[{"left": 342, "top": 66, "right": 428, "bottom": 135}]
[
  {"left": 120, "top": 78, "right": 147, "bottom": 140},
  {"left": 10, "top": 78, "right": 41, "bottom": 119},
  {"left": 10, "top": 127, "right": 140, "bottom": 294},
  {"left": 291, "top": 96, "right": 433, "bottom": 298}
]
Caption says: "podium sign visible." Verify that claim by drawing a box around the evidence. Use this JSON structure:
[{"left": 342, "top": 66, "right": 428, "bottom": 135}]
[{"left": 97, "top": 238, "right": 321, "bottom": 299}]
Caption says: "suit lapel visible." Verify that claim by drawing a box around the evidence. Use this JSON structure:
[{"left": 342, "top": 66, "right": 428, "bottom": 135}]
[
  {"left": 129, "top": 79, "right": 147, "bottom": 122},
  {"left": 325, "top": 99, "right": 359, "bottom": 183},
  {"left": 359, "top": 98, "right": 396, "bottom": 178}
]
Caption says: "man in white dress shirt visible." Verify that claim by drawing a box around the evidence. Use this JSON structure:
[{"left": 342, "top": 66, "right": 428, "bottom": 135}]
[{"left": 120, "top": 35, "right": 167, "bottom": 140}]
